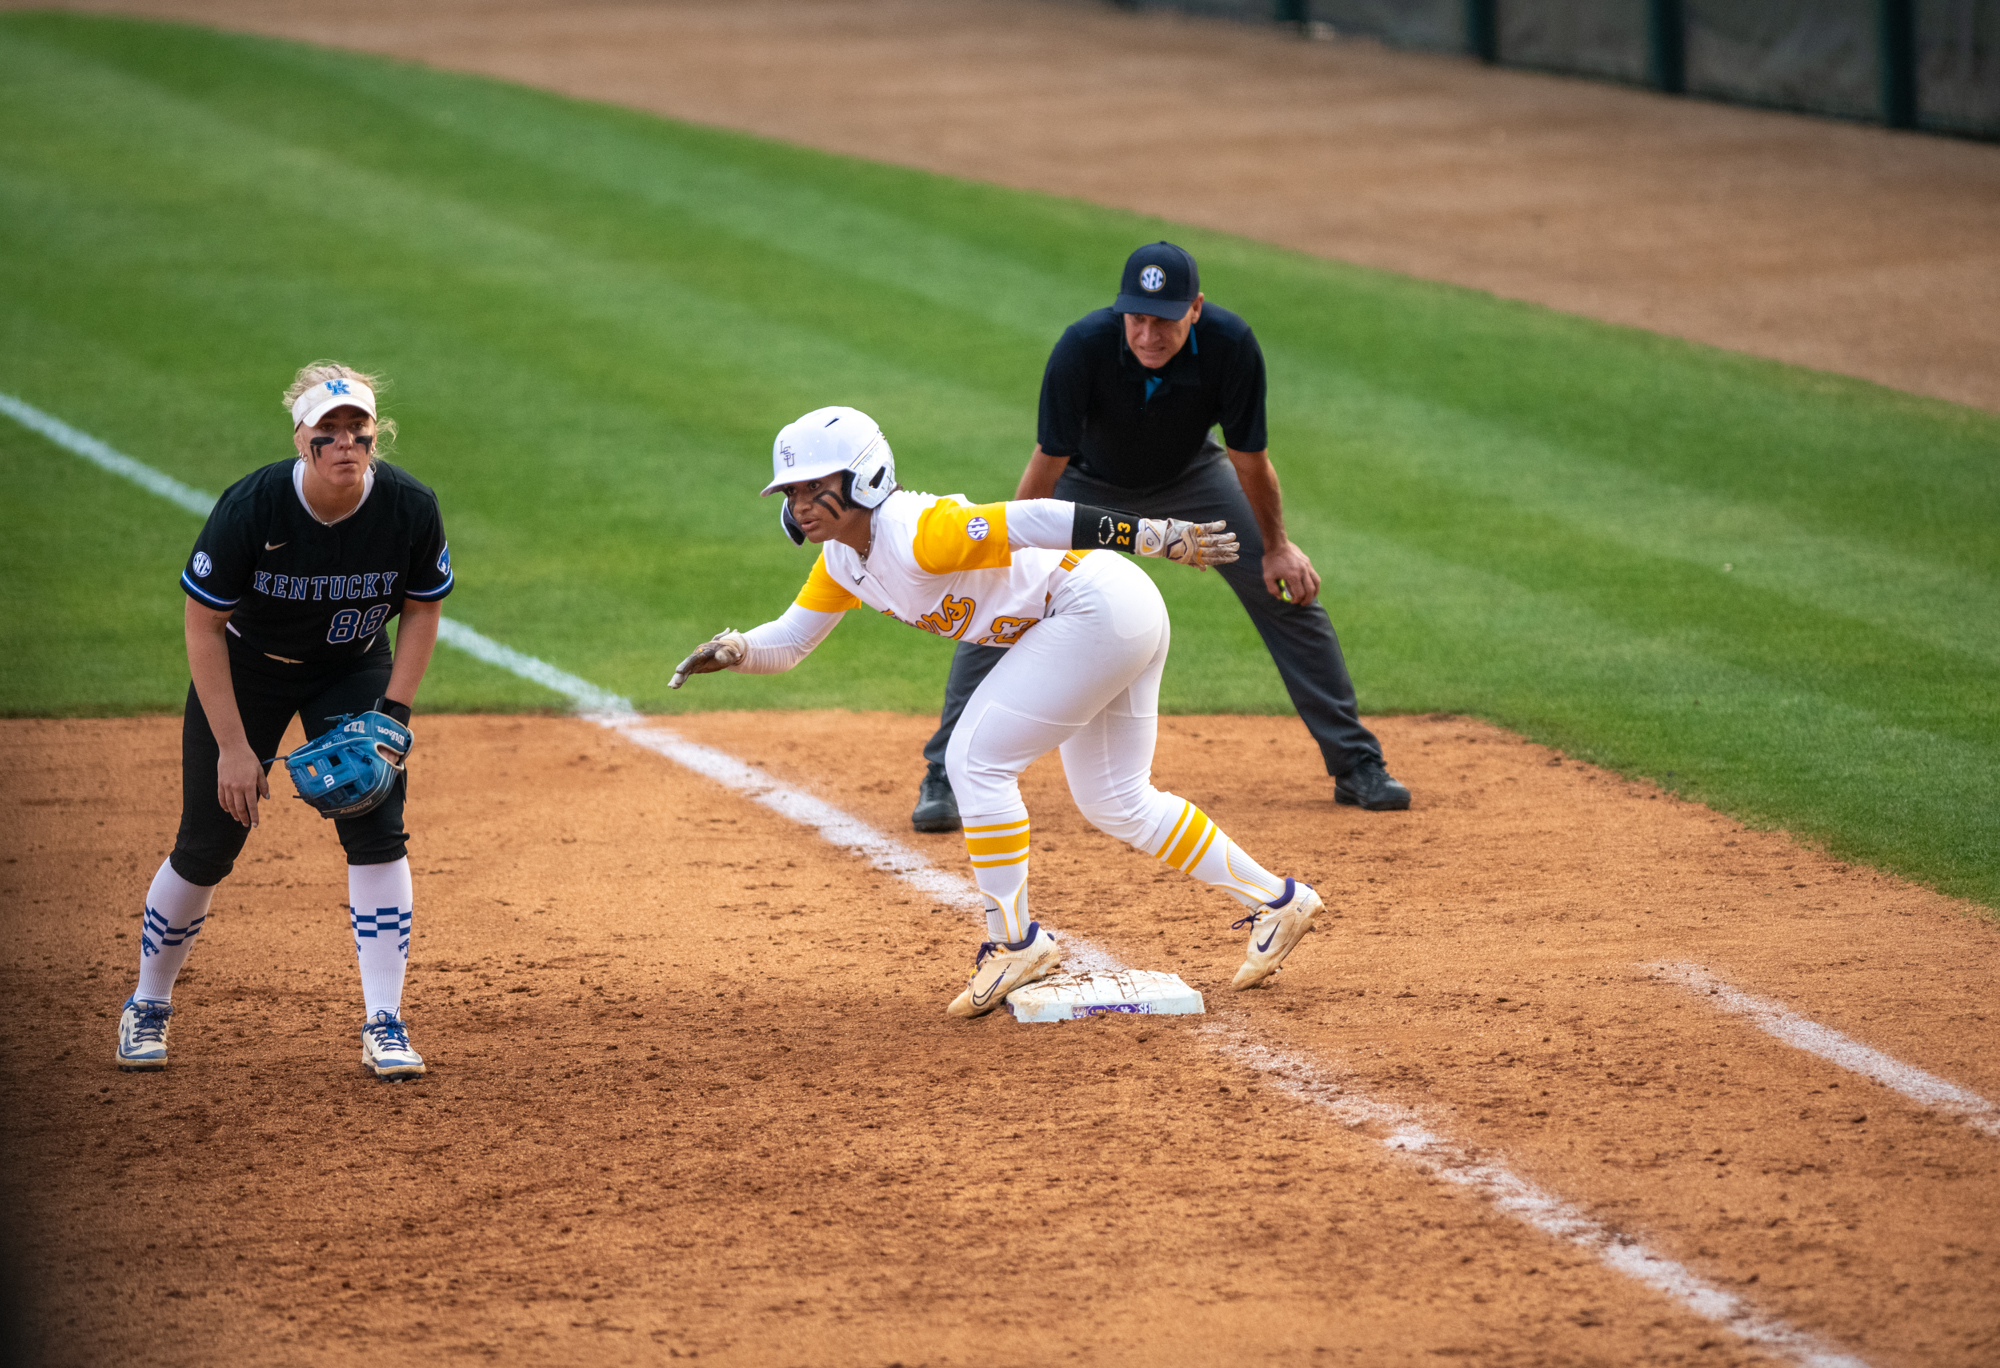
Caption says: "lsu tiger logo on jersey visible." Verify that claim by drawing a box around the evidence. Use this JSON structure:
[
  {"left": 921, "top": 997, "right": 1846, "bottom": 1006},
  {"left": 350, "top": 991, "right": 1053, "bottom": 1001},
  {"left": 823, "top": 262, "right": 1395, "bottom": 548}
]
[{"left": 916, "top": 594, "right": 977, "bottom": 639}]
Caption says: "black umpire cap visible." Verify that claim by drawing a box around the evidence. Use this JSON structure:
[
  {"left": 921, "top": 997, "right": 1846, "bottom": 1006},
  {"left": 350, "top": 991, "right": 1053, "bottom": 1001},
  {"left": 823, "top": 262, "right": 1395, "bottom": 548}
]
[{"left": 1113, "top": 241, "right": 1201, "bottom": 320}]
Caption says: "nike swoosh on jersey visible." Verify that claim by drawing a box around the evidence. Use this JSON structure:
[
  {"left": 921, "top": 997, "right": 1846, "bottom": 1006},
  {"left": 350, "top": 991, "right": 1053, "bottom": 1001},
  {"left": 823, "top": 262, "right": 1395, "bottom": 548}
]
[{"left": 264, "top": 541, "right": 288, "bottom": 550}]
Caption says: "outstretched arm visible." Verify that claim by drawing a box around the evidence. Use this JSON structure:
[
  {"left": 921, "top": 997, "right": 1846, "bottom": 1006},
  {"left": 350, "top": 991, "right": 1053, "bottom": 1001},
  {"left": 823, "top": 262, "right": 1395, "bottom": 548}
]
[
  {"left": 669, "top": 604, "right": 844, "bottom": 689},
  {"left": 1000, "top": 499, "right": 1238, "bottom": 571}
]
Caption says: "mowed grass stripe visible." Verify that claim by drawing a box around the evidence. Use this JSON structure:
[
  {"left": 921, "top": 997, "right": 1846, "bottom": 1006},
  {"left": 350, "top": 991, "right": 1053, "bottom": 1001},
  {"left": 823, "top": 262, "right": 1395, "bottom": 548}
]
[{"left": 1, "top": 14, "right": 1995, "bottom": 908}]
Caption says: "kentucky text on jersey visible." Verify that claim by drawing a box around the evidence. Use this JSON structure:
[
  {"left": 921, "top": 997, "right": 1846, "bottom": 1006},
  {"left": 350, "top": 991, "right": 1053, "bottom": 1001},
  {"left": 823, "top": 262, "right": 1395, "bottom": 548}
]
[
  {"left": 179, "top": 459, "right": 452, "bottom": 663},
  {"left": 248, "top": 571, "right": 401, "bottom": 602}
]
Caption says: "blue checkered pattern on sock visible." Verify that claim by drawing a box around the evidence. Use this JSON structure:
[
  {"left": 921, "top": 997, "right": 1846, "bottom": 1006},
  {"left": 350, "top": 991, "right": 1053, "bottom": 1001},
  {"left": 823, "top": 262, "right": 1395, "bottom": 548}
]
[
  {"left": 140, "top": 905, "right": 207, "bottom": 958},
  {"left": 351, "top": 904, "right": 413, "bottom": 958}
]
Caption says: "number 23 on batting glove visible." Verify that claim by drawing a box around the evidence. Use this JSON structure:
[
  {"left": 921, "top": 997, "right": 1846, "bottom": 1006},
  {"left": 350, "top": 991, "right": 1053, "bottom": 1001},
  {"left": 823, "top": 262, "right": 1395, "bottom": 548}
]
[
  {"left": 1136, "top": 518, "right": 1239, "bottom": 571},
  {"left": 669, "top": 629, "right": 749, "bottom": 690}
]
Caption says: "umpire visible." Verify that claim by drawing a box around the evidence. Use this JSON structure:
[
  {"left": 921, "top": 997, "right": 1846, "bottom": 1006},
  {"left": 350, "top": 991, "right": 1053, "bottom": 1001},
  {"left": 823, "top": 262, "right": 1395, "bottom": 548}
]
[{"left": 911, "top": 241, "right": 1410, "bottom": 831}]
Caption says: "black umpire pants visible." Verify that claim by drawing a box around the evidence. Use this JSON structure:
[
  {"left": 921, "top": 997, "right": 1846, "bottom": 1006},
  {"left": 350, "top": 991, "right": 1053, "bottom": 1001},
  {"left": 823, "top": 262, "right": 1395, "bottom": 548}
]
[
  {"left": 924, "top": 444, "right": 1386, "bottom": 778},
  {"left": 170, "top": 635, "right": 408, "bottom": 887}
]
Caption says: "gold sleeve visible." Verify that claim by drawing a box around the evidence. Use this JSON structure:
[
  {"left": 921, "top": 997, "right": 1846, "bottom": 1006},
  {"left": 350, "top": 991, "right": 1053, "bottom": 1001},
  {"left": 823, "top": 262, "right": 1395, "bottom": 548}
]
[
  {"left": 792, "top": 551, "right": 862, "bottom": 613},
  {"left": 912, "top": 498, "right": 1013, "bottom": 575}
]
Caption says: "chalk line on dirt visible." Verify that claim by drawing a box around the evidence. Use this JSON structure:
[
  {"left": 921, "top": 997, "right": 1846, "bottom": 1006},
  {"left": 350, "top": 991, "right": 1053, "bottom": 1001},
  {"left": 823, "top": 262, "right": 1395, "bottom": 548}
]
[
  {"left": 1210, "top": 1035, "right": 1871, "bottom": 1368},
  {"left": 10, "top": 390, "right": 1872, "bottom": 1368},
  {"left": 1656, "top": 962, "right": 2000, "bottom": 1139}
]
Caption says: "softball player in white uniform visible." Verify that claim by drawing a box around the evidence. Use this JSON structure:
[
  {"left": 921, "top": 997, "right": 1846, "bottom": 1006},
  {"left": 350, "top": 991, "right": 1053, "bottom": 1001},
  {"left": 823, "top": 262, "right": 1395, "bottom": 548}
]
[{"left": 673, "top": 407, "right": 1325, "bottom": 1016}]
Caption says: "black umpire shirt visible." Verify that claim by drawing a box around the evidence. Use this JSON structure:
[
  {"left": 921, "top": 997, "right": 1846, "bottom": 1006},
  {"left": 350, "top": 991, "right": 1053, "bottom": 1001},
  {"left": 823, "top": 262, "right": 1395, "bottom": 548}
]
[
  {"left": 1036, "top": 303, "right": 1269, "bottom": 492},
  {"left": 180, "top": 458, "right": 453, "bottom": 664}
]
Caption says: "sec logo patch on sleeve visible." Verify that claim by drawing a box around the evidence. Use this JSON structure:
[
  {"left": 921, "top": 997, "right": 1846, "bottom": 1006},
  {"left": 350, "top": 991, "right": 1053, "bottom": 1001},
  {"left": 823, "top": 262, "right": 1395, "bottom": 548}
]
[
  {"left": 192, "top": 551, "right": 213, "bottom": 577},
  {"left": 437, "top": 544, "right": 451, "bottom": 573},
  {"left": 966, "top": 517, "right": 989, "bottom": 541}
]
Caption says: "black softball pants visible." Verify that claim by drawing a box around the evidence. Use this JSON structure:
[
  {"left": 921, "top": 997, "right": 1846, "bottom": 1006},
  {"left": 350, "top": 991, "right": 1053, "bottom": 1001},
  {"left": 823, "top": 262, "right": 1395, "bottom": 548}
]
[
  {"left": 170, "top": 636, "right": 408, "bottom": 887},
  {"left": 923, "top": 445, "right": 1385, "bottom": 778}
]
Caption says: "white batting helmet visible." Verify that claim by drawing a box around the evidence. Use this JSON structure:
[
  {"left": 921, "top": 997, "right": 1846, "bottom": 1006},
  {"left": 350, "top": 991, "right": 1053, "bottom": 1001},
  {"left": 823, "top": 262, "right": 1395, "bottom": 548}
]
[{"left": 763, "top": 406, "right": 897, "bottom": 545}]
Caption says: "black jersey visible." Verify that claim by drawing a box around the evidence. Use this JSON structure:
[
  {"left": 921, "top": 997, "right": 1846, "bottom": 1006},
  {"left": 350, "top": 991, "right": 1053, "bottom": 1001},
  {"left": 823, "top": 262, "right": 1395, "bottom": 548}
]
[
  {"left": 1037, "top": 304, "right": 1268, "bottom": 491},
  {"left": 180, "top": 459, "right": 453, "bottom": 663}
]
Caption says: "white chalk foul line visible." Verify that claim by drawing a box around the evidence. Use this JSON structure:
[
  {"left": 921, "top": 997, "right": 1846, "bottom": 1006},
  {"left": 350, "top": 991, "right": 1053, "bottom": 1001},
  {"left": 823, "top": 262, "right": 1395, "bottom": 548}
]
[
  {"left": 1657, "top": 962, "right": 2000, "bottom": 1139},
  {"left": 9, "top": 389, "right": 1870, "bottom": 1368},
  {"left": 1210, "top": 1036, "right": 1871, "bottom": 1368},
  {"left": 1, "top": 392, "right": 217, "bottom": 518}
]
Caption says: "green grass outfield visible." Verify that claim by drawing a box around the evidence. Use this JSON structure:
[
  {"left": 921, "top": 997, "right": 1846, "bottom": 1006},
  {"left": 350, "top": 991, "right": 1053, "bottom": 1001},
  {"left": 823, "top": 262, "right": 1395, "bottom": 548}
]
[{"left": 3, "top": 13, "right": 1997, "bottom": 908}]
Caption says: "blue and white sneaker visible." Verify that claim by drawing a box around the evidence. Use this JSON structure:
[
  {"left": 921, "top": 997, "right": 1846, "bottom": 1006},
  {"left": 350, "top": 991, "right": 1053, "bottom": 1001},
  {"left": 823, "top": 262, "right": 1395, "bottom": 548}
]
[
  {"left": 947, "top": 922, "right": 1062, "bottom": 1018},
  {"left": 1231, "top": 879, "right": 1324, "bottom": 989},
  {"left": 360, "top": 1010, "right": 426, "bottom": 1080},
  {"left": 115, "top": 997, "right": 173, "bottom": 1071}
]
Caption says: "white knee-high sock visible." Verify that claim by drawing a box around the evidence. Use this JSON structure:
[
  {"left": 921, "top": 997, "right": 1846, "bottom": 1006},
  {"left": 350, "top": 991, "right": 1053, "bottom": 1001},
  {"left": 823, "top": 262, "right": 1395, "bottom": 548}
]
[
  {"left": 348, "top": 858, "right": 413, "bottom": 1019},
  {"left": 962, "top": 803, "right": 1034, "bottom": 944},
  {"left": 133, "top": 860, "right": 216, "bottom": 1004},
  {"left": 1147, "top": 797, "right": 1288, "bottom": 909}
]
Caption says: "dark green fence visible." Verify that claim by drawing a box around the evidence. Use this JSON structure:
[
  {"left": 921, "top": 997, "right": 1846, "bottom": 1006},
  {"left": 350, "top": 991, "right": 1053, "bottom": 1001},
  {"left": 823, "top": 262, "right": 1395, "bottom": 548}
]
[{"left": 1109, "top": 0, "right": 1999, "bottom": 137}]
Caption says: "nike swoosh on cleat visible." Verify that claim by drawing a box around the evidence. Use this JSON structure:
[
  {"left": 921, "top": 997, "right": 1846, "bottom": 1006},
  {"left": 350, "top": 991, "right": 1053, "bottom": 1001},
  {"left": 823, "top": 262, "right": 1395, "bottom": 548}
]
[
  {"left": 264, "top": 541, "right": 287, "bottom": 550},
  {"left": 1255, "top": 927, "right": 1280, "bottom": 954}
]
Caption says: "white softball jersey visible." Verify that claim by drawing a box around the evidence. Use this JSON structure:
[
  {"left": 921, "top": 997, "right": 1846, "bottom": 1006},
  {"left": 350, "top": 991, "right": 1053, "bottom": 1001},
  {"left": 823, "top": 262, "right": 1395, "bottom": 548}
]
[
  {"left": 725, "top": 487, "right": 1293, "bottom": 949},
  {"left": 730, "top": 492, "right": 1101, "bottom": 672}
]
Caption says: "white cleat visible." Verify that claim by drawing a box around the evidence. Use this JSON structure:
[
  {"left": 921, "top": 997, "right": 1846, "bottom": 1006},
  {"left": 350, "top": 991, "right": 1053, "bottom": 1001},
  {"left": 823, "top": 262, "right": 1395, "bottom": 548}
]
[
  {"left": 947, "top": 922, "right": 1063, "bottom": 1018},
  {"left": 1231, "top": 880, "right": 1324, "bottom": 990},
  {"left": 360, "top": 1010, "right": 426, "bottom": 1080},
  {"left": 115, "top": 997, "right": 173, "bottom": 1071}
]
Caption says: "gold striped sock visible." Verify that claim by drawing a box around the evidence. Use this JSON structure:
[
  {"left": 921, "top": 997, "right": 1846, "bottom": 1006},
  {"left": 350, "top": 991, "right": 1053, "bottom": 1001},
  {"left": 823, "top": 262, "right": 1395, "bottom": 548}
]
[
  {"left": 963, "top": 815, "right": 1031, "bottom": 869},
  {"left": 1152, "top": 800, "right": 1221, "bottom": 874},
  {"left": 1154, "top": 800, "right": 1285, "bottom": 905}
]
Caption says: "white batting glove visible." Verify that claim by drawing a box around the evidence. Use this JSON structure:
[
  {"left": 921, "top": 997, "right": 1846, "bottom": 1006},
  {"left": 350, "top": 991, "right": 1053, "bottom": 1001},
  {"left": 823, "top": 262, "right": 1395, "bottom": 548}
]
[
  {"left": 1135, "top": 518, "right": 1239, "bottom": 571},
  {"left": 669, "top": 629, "right": 749, "bottom": 689}
]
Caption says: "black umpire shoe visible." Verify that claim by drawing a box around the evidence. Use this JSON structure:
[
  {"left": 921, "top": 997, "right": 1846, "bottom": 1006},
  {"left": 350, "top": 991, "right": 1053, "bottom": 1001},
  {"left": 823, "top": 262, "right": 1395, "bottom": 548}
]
[
  {"left": 1335, "top": 758, "right": 1412, "bottom": 811},
  {"left": 912, "top": 762, "right": 962, "bottom": 832}
]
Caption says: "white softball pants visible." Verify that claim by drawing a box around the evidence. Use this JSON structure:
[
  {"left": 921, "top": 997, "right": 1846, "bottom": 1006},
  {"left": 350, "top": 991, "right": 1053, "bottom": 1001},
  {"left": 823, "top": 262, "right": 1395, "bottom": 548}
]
[{"left": 944, "top": 551, "right": 1176, "bottom": 841}]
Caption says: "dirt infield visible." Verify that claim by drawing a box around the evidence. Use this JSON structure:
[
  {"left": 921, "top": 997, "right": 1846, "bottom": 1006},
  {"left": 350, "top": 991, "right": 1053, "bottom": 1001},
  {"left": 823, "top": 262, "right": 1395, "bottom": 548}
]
[
  {"left": 25, "top": 0, "right": 2000, "bottom": 412},
  {"left": 3, "top": 712, "right": 1995, "bottom": 1365},
  {"left": 5, "top": 4, "right": 1998, "bottom": 1361}
]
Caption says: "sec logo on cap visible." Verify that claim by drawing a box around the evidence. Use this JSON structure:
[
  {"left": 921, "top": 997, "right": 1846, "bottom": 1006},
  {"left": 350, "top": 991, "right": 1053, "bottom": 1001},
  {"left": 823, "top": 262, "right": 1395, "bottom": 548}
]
[{"left": 1140, "top": 265, "right": 1166, "bottom": 293}]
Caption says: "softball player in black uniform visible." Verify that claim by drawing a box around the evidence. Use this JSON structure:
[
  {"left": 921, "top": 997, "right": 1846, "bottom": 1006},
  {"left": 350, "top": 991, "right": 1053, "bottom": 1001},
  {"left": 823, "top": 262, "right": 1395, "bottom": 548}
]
[{"left": 114, "top": 362, "right": 453, "bottom": 1079}]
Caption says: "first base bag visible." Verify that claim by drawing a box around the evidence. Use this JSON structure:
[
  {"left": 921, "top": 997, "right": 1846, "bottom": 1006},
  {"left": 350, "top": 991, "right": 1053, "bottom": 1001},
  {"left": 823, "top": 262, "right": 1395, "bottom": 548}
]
[{"left": 283, "top": 711, "right": 412, "bottom": 819}]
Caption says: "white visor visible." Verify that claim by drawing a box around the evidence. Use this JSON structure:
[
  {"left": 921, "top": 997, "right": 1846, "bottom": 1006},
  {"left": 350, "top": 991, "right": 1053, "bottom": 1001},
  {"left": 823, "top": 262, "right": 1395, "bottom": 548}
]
[{"left": 291, "top": 377, "right": 378, "bottom": 429}]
